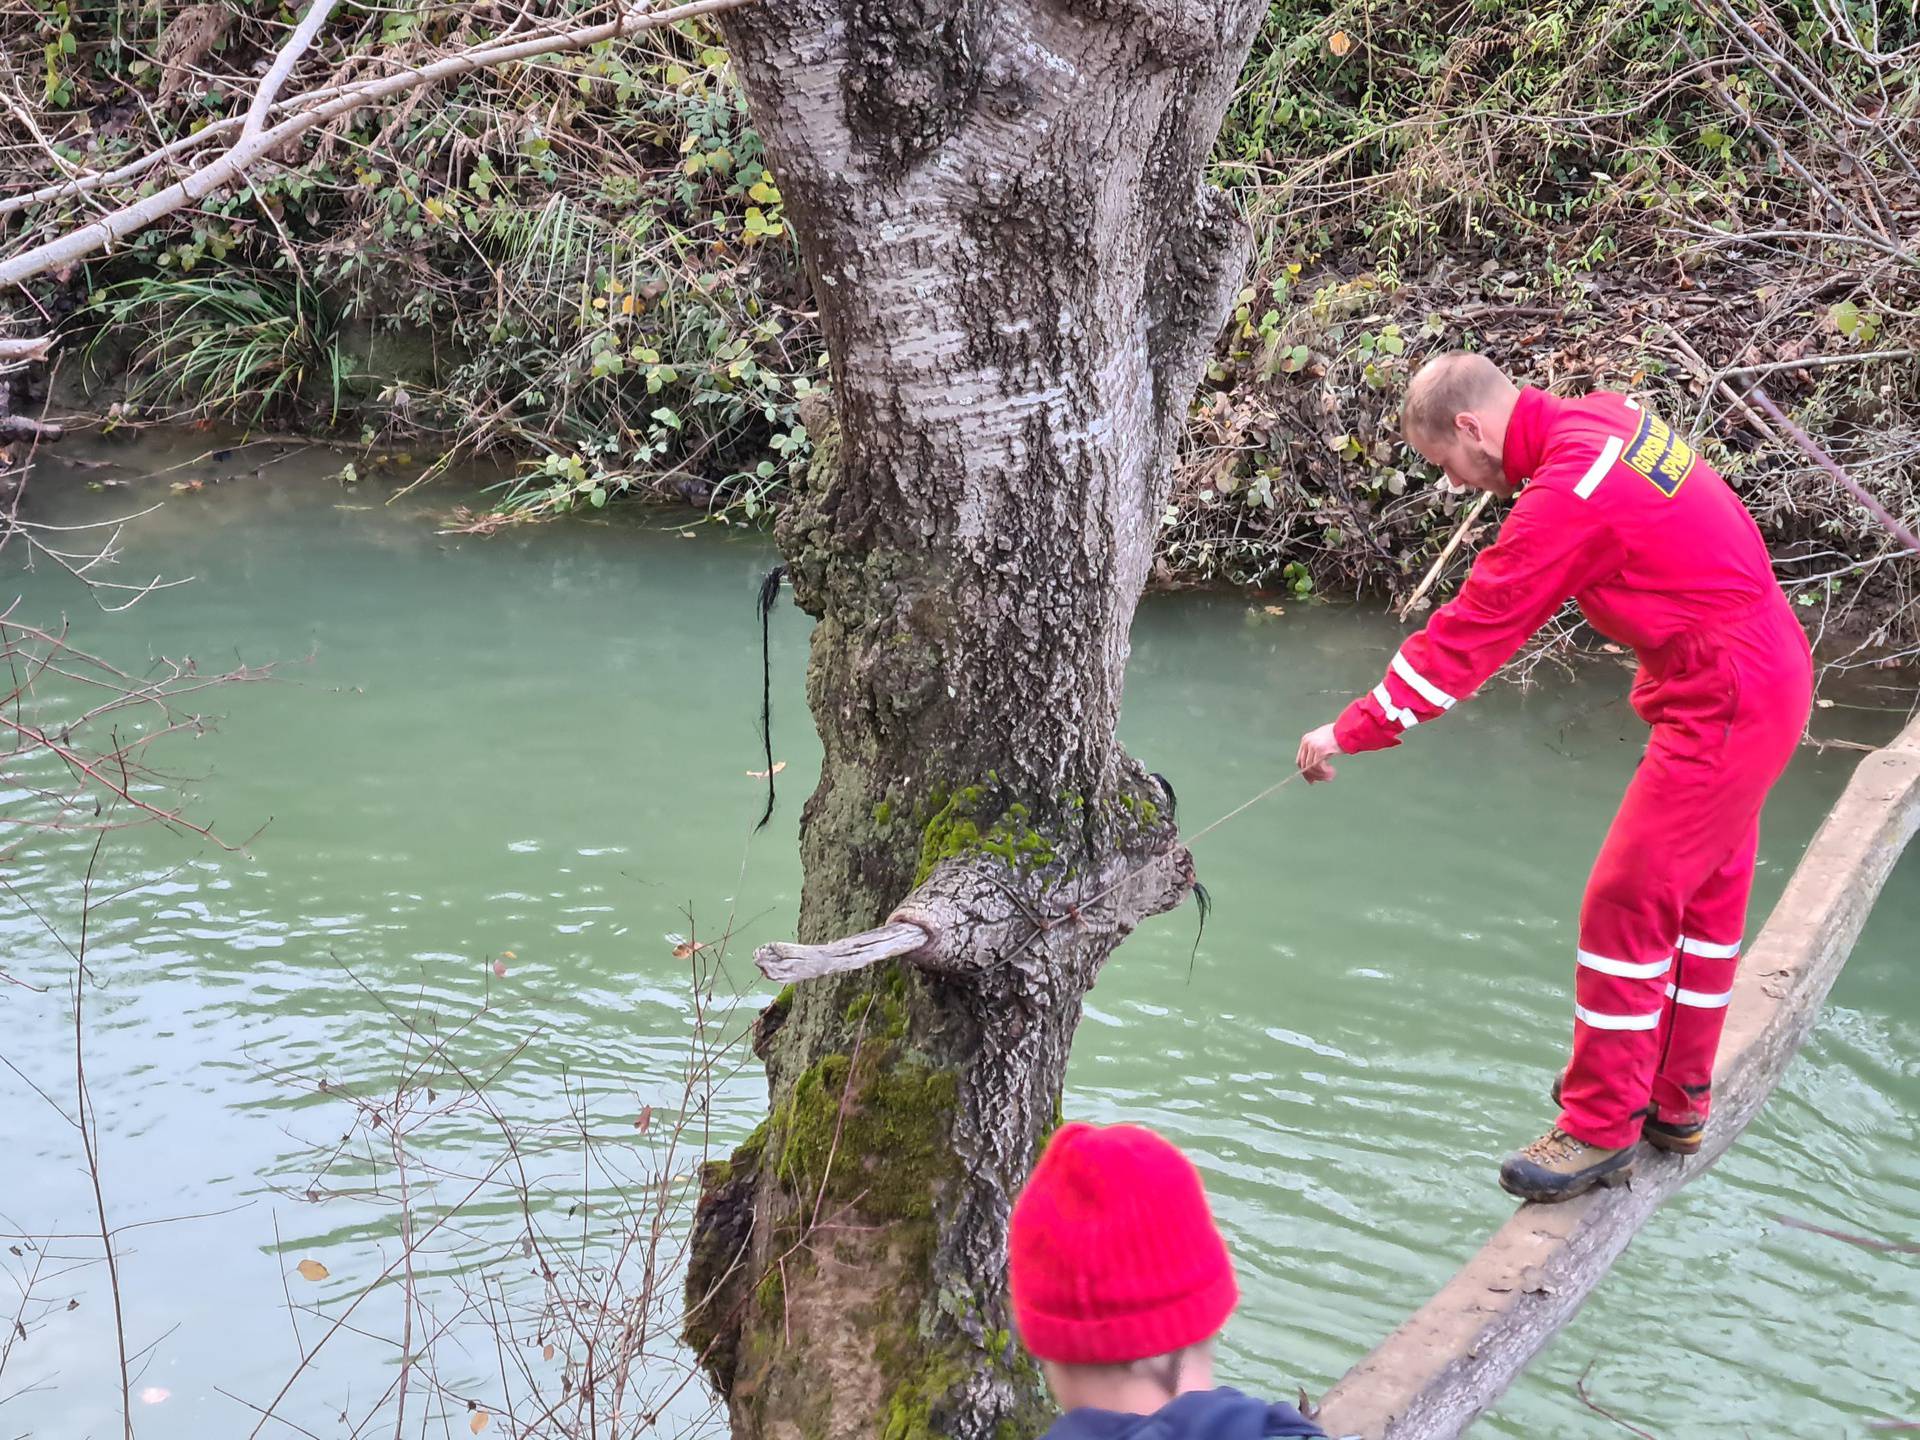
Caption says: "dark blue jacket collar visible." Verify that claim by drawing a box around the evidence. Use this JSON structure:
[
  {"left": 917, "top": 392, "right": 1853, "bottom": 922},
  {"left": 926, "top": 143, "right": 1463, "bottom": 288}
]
[{"left": 1042, "top": 1387, "right": 1325, "bottom": 1440}]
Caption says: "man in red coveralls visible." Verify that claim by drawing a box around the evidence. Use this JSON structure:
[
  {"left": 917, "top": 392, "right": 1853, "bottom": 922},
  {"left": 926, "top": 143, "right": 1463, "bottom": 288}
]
[{"left": 1296, "top": 353, "right": 1813, "bottom": 1203}]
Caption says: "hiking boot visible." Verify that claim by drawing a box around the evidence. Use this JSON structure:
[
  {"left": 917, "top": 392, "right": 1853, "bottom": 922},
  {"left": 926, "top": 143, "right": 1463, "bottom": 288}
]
[
  {"left": 1549, "top": 1072, "right": 1704, "bottom": 1155},
  {"left": 1644, "top": 1084, "right": 1710, "bottom": 1155},
  {"left": 1499, "top": 1128, "right": 1636, "bottom": 1203}
]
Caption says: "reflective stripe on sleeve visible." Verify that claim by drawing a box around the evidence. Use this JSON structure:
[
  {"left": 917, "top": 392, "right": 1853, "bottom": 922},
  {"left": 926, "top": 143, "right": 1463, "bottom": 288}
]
[
  {"left": 1677, "top": 935, "right": 1742, "bottom": 959},
  {"left": 1573, "top": 436, "right": 1624, "bottom": 500},
  {"left": 1574, "top": 1003, "right": 1663, "bottom": 1031},
  {"left": 1371, "top": 682, "right": 1419, "bottom": 730},
  {"left": 1576, "top": 949, "right": 1672, "bottom": 980},
  {"left": 1667, "top": 984, "right": 1734, "bottom": 1009},
  {"left": 1390, "top": 650, "right": 1458, "bottom": 711}
]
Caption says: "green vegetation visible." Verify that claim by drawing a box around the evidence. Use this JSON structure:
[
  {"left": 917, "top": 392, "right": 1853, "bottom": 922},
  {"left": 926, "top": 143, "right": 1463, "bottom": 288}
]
[
  {"left": 15, "top": 2, "right": 816, "bottom": 519},
  {"left": 1173, "top": 0, "right": 1920, "bottom": 616},
  {"left": 915, "top": 788, "right": 1058, "bottom": 886},
  {"left": 879, "top": 1351, "right": 968, "bottom": 1440},
  {"left": 725, "top": 965, "right": 952, "bottom": 1228},
  {"left": 10, "top": 0, "right": 1914, "bottom": 636},
  {"left": 83, "top": 274, "right": 351, "bottom": 423}
]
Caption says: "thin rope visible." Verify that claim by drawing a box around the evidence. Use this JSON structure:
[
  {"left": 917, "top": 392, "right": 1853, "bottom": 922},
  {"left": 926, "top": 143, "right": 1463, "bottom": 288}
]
[
  {"left": 1015, "top": 768, "right": 1311, "bottom": 955},
  {"left": 1178, "top": 769, "right": 1307, "bottom": 849}
]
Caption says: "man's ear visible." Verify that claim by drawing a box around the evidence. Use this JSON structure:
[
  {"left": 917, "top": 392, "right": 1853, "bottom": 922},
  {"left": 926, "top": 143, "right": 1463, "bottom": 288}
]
[{"left": 1454, "top": 411, "right": 1482, "bottom": 444}]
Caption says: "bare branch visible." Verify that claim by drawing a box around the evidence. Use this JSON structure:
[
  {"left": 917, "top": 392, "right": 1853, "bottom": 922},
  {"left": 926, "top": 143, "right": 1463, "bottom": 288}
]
[
  {"left": 1398, "top": 492, "right": 1491, "bottom": 618},
  {"left": 1726, "top": 348, "right": 1919, "bottom": 378},
  {"left": 0, "top": 0, "right": 761, "bottom": 295},
  {"left": 1747, "top": 384, "right": 1920, "bottom": 555},
  {"left": 241, "top": 0, "right": 344, "bottom": 146}
]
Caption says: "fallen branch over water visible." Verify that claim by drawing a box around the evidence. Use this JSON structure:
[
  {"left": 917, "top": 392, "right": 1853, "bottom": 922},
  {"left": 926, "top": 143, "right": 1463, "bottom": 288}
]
[
  {"left": 0, "top": 0, "right": 758, "bottom": 326},
  {"left": 1316, "top": 710, "right": 1920, "bottom": 1440}
]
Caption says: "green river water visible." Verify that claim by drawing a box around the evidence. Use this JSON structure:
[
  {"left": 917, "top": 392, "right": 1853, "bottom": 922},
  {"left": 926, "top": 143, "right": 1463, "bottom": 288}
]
[{"left": 4, "top": 434, "right": 1917, "bottom": 1438}]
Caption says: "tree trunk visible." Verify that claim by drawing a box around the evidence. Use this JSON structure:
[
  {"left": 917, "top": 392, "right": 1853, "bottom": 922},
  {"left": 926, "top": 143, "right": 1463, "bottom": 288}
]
[{"left": 683, "top": 6, "right": 1265, "bottom": 1439}]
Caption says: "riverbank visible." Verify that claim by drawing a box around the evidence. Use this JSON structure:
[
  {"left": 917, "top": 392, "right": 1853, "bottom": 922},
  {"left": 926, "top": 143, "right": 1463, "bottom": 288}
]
[
  {"left": 14, "top": 418, "right": 1919, "bottom": 705},
  {"left": 5, "top": 0, "right": 1916, "bottom": 654}
]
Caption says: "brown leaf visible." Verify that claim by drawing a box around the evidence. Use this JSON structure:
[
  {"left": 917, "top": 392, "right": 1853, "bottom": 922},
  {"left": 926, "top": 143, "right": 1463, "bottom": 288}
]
[
  {"left": 634, "top": 1105, "right": 653, "bottom": 1134},
  {"left": 746, "top": 760, "right": 787, "bottom": 779},
  {"left": 471, "top": 1410, "right": 491, "bottom": 1434},
  {"left": 1329, "top": 29, "right": 1354, "bottom": 55},
  {"left": 296, "top": 1258, "right": 329, "bottom": 1282},
  {"left": 671, "top": 940, "right": 707, "bottom": 960},
  {"left": 543, "top": 1343, "right": 556, "bottom": 1361}
]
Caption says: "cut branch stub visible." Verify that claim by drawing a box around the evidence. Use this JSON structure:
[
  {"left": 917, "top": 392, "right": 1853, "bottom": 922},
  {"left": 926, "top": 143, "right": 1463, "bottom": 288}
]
[
  {"left": 755, "top": 920, "right": 930, "bottom": 982},
  {"left": 753, "top": 845, "right": 1196, "bottom": 982}
]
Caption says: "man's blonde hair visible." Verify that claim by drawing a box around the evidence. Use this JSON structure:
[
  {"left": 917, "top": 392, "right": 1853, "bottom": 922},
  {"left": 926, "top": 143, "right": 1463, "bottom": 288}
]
[{"left": 1402, "top": 352, "right": 1513, "bottom": 444}]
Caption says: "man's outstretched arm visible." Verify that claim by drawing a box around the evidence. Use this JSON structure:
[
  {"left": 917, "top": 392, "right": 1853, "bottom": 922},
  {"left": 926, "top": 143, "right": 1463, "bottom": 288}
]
[{"left": 1299, "top": 485, "right": 1625, "bottom": 780}]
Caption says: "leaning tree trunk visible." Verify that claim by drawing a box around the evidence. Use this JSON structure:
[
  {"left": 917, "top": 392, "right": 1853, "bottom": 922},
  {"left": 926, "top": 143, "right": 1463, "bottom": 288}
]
[{"left": 684, "top": 5, "right": 1266, "bottom": 1438}]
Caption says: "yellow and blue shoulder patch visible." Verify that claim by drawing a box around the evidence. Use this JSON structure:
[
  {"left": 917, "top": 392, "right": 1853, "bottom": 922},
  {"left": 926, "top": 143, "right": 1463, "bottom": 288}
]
[{"left": 1620, "top": 406, "right": 1696, "bottom": 497}]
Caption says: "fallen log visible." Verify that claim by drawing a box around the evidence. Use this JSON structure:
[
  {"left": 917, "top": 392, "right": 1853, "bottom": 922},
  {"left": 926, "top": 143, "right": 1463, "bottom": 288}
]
[
  {"left": 1317, "top": 711, "right": 1920, "bottom": 1440},
  {"left": 0, "top": 414, "right": 64, "bottom": 443}
]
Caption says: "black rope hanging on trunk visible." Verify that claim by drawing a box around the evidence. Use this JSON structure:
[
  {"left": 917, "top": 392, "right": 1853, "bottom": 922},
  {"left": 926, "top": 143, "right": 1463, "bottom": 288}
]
[
  {"left": 1153, "top": 772, "right": 1211, "bottom": 974},
  {"left": 755, "top": 564, "right": 788, "bottom": 832}
]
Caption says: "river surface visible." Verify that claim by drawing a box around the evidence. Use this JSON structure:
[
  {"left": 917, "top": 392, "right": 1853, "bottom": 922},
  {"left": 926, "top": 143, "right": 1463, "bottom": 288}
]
[{"left": 4, "top": 434, "right": 1917, "bottom": 1439}]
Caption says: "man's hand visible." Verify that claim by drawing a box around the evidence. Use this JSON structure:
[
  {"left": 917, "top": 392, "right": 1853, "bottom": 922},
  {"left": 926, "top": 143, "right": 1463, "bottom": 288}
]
[{"left": 1296, "top": 723, "right": 1342, "bottom": 784}]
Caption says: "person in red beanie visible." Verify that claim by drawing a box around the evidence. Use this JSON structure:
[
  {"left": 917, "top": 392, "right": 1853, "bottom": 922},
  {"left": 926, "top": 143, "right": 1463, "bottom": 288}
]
[
  {"left": 1295, "top": 352, "right": 1813, "bottom": 1204},
  {"left": 1008, "top": 1122, "right": 1326, "bottom": 1439}
]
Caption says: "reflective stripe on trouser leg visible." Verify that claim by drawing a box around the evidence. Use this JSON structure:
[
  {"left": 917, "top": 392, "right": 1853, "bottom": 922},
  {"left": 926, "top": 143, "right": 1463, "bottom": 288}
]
[
  {"left": 1652, "top": 824, "right": 1761, "bottom": 1125},
  {"left": 1561, "top": 950, "right": 1672, "bottom": 1148}
]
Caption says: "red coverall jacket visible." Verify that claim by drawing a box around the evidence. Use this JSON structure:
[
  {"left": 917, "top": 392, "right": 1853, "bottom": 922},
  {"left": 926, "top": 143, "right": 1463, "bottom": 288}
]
[{"left": 1333, "top": 386, "right": 1813, "bottom": 1149}]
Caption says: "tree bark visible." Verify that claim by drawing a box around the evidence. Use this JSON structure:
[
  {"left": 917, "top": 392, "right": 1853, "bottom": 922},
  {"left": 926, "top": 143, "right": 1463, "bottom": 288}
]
[{"left": 683, "top": 6, "right": 1264, "bottom": 1438}]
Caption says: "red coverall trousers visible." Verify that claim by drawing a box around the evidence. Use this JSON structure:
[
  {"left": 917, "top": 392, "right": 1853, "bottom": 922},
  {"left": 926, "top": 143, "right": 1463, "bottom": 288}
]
[
  {"left": 1335, "top": 386, "right": 1814, "bottom": 1150},
  {"left": 1564, "top": 607, "right": 1810, "bottom": 1147}
]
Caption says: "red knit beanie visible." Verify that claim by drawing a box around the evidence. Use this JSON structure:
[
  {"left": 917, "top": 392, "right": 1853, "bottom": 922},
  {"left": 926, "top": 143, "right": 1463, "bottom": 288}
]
[{"left": 1008, "top": 1122, "right": 1238, "bottom": 1365}]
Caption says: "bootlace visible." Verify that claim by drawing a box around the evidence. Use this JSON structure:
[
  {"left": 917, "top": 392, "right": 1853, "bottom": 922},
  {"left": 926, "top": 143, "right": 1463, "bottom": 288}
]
[{"left": 1520, "top": 1128, "right": 1587, "bottom": 1163}]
